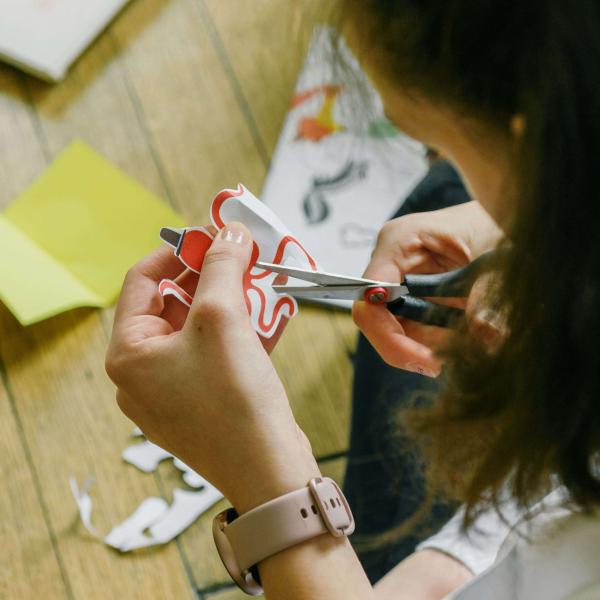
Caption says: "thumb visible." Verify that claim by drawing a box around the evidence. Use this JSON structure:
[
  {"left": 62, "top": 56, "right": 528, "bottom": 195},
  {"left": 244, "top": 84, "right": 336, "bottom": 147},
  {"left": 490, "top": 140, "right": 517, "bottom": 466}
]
[{"left": 187, "top": 222, "right": 253, "bottom": 326}]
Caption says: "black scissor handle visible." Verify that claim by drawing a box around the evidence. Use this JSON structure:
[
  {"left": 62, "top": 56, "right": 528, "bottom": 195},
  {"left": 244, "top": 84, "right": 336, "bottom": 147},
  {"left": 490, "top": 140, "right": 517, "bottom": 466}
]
[
  {"left": 387, "top": 296, "right": 464, "bottom": 328},
  {"left": 403, "top": 250, "right": 495, "bottom": 298}
]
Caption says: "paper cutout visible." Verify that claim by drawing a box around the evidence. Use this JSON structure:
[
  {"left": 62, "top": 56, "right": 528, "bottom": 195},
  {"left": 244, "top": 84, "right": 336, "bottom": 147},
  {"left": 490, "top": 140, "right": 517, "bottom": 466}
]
[
  {"left": 158, "top": 279, "right": 193, "bottom": 308},
  {"left": 122, "top": 439, "right": 172, "bottom": 473},
  {"left": 128, "top": 488, "right": 223, "bottom": 550},
  {"left": 71, "top": 432, "right": 223, "bottom": 552},
  {"left": 0, "top": 140, "right": 185, "bottom": 325},
  {"left": 103, "top": 497, "right": 169, "bottom": 551},
  {"left": 70, "top": 476, "right": 102, "bottom": 536},
  {"left": 159, "top": 184, "right": 319, "bottom": 339},
  {"left": 168, "top": 226, "right": 214, "bottom": 273},
  {"left": 213, "top": 185, "right": 318, "bottom": 339},
  {"left": 172, "top": 458, "right": 210, "bottom": 489}
]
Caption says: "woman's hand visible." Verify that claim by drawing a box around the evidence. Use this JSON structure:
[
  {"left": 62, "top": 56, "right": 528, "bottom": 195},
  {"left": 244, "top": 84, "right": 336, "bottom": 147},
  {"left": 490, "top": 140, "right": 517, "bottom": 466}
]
[
  {"left": 105, "top": 223, "right": 319, "bottom": 513},
  {"left": 353, "top": 201, "right": 502, "bottom": 377}
]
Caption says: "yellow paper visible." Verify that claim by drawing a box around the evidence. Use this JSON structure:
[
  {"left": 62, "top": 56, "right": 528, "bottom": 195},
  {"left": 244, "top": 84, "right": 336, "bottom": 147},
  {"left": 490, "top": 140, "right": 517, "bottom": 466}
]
[{"left": 0, "top": 140, "right": 185, "bottom": 325}]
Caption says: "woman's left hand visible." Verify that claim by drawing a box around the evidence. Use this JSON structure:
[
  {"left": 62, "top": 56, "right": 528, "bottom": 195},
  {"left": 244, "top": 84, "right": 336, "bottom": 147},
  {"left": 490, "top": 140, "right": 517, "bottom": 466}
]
[{"left": 105, "top": 222, "right": 320, "bottom": 513}]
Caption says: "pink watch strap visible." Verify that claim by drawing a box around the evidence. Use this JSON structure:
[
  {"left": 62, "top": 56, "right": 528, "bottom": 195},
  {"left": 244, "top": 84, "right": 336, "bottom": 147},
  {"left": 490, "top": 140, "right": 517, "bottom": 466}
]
[
  {"left": 224, "top": 477, "right": 353, "bottom": 571},
  {"left": 213, "top": 477, "right": 355, "bottom": 595}
]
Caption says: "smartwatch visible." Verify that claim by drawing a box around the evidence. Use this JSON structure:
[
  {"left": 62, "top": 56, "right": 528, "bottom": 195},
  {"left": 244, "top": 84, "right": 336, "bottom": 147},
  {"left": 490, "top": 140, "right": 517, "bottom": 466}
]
[{"left": 212, "top": 477, "right": 355, "bottom": 595}]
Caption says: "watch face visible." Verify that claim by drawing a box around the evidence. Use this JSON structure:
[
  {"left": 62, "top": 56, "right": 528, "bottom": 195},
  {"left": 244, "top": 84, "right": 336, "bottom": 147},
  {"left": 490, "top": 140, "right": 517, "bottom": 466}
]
[{"left": 212, "top": 509, "right": 263, "bottom": 596}]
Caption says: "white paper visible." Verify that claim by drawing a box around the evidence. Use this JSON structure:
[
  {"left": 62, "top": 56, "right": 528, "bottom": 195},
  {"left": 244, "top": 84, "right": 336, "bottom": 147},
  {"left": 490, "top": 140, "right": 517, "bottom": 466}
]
[
  {"left": 261, "top": 27, "right": 428, "bottom": 306},
  {"left": 71, "top": 433, "right": 224, "bottom": 552},
  {"left": 104, "top": 497, "right": 169, "bottom": 550},
  {"left": 122, "top": 439, "right": 172, "bottom": 473},
  {"left": 0, "top": 0, "right": 129, "bottom": 81},
  {"left": 172, "top": 457, "right": 211, "bottom": 489},
  {"left": 70, "top": 476, "right": 100, "bottom": 536}
]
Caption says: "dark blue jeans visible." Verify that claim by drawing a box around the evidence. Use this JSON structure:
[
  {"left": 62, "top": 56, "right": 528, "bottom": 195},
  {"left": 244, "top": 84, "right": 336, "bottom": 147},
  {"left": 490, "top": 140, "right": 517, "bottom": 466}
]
[{"left": 343, "top": 160, "right": 471, "bottom": 583}]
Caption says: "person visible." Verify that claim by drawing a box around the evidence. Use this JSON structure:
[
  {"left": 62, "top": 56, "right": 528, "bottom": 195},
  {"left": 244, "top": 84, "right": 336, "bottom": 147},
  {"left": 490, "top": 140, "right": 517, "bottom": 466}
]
[{"left": 105, "top": 2, "right": 600, "bottom": 598}]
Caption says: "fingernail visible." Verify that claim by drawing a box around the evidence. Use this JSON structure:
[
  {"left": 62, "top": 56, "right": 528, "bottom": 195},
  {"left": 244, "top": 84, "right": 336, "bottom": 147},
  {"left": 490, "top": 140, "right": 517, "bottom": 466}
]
[
  {"left": 405, "top": 362, "right": 437, "bottom": 378},
  {"left": 218, "top": 224, "right": 246, "bottom": 245}
]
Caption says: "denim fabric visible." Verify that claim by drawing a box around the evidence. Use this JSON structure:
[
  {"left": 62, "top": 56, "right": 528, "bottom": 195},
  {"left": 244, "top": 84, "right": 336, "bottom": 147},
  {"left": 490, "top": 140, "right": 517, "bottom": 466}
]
[{"left": 343, "top": 160, "right": 472, "bottom": 583}]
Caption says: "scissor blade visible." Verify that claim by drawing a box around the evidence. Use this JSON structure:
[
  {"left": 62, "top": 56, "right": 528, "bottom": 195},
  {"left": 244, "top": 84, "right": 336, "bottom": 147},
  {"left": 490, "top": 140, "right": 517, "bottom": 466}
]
[
  {"left": 273, "top": 284, "right": 408, "bottom": 302},
  {"left": 160, "top": 227, "right": 183, "bottom": 249},
  {"left": 272, "top": 285, "right": 368, "bottom": 301},
  {"left": 255, "top": 261, "right": 388, "bottom": 287}
]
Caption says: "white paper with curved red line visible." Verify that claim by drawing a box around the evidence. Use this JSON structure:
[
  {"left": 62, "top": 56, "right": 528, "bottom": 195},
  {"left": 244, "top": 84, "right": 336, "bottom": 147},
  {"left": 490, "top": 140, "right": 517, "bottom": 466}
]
[
  {"left": 160, "top": 184, "right": 319, "bottom": 339},
  {"left": 158, "top": 279, "right": 193, "bottom": 307}
]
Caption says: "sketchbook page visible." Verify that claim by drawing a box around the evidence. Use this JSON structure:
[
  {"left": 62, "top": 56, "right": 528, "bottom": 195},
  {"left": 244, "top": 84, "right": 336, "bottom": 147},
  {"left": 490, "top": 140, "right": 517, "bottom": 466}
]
[
  {"left": 0, "top": 0, "right": 129, "bottom": 81},
  {"left": 0, "top": 216, "right": 101, "bottom": 324},
  {"left": 261, "top": 27, "right": 428, "bottom": 308},
  {"left": 3, "top": 140, "right": 184, "bottom": 324}
]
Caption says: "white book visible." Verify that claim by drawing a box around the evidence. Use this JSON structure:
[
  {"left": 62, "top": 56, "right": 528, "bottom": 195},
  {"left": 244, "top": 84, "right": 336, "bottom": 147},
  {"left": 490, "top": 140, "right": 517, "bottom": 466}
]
[{"left": 0, "top": 0, "right": 129, "bottom": 82}]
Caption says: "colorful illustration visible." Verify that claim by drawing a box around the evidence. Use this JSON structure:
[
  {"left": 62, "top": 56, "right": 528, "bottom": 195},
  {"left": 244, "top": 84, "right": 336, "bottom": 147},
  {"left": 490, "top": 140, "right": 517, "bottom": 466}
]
[
  {"left": 293, "top": 85, "right": 346, "bottom": 142},
  {"left": 261, "top": 27, "right": 428, "bottom": 300},
  {"left": 159, "top": 184, "right": 318, "bottom": 339}
]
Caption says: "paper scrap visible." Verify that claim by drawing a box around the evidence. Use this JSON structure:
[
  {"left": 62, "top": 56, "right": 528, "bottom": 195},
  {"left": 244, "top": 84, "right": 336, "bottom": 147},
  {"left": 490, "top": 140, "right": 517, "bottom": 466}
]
[
  {"left": 122, "top": 440, "right": 172, "bottom": 473},
  {"left": 103, "top": 497, "right": 169, "bottom": 551},
  {"left": 160, "top": 184, "right": 319, "bottom": 339},
  {"left": 71, "top": 432, "right": 223, "bottom": 552},
  {"left": 122, "top": 488, "right": 223, "bottom": 550},
  {"left": 172, "top": 458, "right": 211, "bottom": 489},
  {"left": 0, "top": 140, "right": 185, "bottom": 325}
]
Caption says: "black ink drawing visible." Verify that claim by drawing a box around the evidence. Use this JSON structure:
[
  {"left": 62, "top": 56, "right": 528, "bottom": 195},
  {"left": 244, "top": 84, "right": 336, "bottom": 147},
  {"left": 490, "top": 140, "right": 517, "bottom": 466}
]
[
  {"left": 302, "top": 160, "right": 369, "bottom": 225},
  {"left": 340, "top": 223, "right": 377, "bottom": 248}
]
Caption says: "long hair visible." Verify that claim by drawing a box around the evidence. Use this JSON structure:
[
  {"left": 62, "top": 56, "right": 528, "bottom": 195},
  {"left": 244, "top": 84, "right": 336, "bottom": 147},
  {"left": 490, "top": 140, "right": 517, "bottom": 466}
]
[{"left": 341, "top": 0, "right": 600, "bottom": 524}]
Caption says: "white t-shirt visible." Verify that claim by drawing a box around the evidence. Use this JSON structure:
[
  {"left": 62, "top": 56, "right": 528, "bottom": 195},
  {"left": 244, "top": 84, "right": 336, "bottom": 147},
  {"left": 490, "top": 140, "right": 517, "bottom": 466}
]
[{"left": 418, "top": 489, "right": 600, "bottom": 599}]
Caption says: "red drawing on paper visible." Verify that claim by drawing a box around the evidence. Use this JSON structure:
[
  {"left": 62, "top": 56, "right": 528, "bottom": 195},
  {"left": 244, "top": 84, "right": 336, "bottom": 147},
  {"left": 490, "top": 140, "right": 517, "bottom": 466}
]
[{"left": 292, "top": 85, "right": 345, "bottom": 142}]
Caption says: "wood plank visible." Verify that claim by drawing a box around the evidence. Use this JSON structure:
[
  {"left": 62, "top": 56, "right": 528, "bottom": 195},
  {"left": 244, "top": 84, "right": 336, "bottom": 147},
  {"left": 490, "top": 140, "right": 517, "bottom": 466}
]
[
  {"left": 0, "top": 2, "right": 204, "bottom": 596},
  {"left": 0, "top": 306, "right": 195, "bottom": 599},
  {"left": 109, "top": 0, "right": 268, "bottom": 223},
  {"left": 204, "top": 586, "right": 246, "bottom": 600},
  {"left": 19, "top": 31, "right": 172, "bottom": 204},
  {"left": 202, "top": 0, "right": 333, "bottom": 160},
  {"left": 0, "top": 67, "right": 47, "bottom": 208},
  {"left": 0, "top": 364, "right": 69, "bottom": 599},
  {"left": 271, "top": 306, "right": 352, "bottom": 457}
]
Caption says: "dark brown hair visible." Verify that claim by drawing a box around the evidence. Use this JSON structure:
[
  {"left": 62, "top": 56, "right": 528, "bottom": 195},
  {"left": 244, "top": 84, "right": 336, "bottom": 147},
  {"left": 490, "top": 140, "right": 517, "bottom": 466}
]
[{"left": 340, "top": 1, "right": 600, "bottom": 524}]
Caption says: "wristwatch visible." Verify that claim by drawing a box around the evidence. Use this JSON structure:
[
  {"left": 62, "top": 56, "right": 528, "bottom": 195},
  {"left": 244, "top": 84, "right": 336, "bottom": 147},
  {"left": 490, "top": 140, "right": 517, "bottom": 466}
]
[{"left": 212, "top": 477, "right": 355, "bottom": 595}]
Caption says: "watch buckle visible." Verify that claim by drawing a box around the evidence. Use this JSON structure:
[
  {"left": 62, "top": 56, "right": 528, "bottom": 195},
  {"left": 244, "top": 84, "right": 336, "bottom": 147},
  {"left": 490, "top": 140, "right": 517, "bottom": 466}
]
[{"left": 308, "top": 477, "right": 355, "bottom": 538}]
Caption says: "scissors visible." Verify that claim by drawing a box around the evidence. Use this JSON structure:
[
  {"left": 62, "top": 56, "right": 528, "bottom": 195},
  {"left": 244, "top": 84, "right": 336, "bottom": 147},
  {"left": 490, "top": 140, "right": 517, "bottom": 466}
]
[{"left": 255, "top": 252, "right": 494, "bottom": 328}]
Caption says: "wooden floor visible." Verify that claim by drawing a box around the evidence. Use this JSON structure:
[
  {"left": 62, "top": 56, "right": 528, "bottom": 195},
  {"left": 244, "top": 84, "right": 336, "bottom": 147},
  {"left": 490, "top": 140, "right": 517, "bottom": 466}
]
[{"left": 0, "top": 2, "right": 356, "bottom": 598}]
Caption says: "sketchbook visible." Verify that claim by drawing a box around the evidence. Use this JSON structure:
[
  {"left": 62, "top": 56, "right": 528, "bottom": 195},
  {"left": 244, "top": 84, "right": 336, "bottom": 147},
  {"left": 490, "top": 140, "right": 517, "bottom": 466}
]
[
  {"left": 261, "top": 27, "right": 428, "bottom": 308},
  {"left": 0, "top": 0, "right": 129, "bottom": 82}
]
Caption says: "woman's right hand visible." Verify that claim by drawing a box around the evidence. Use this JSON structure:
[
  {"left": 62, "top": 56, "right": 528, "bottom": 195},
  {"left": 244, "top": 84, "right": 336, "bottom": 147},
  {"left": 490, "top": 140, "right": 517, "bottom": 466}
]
[{"left": 352, "top": 201, "right": 502, "bottom": 377}]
